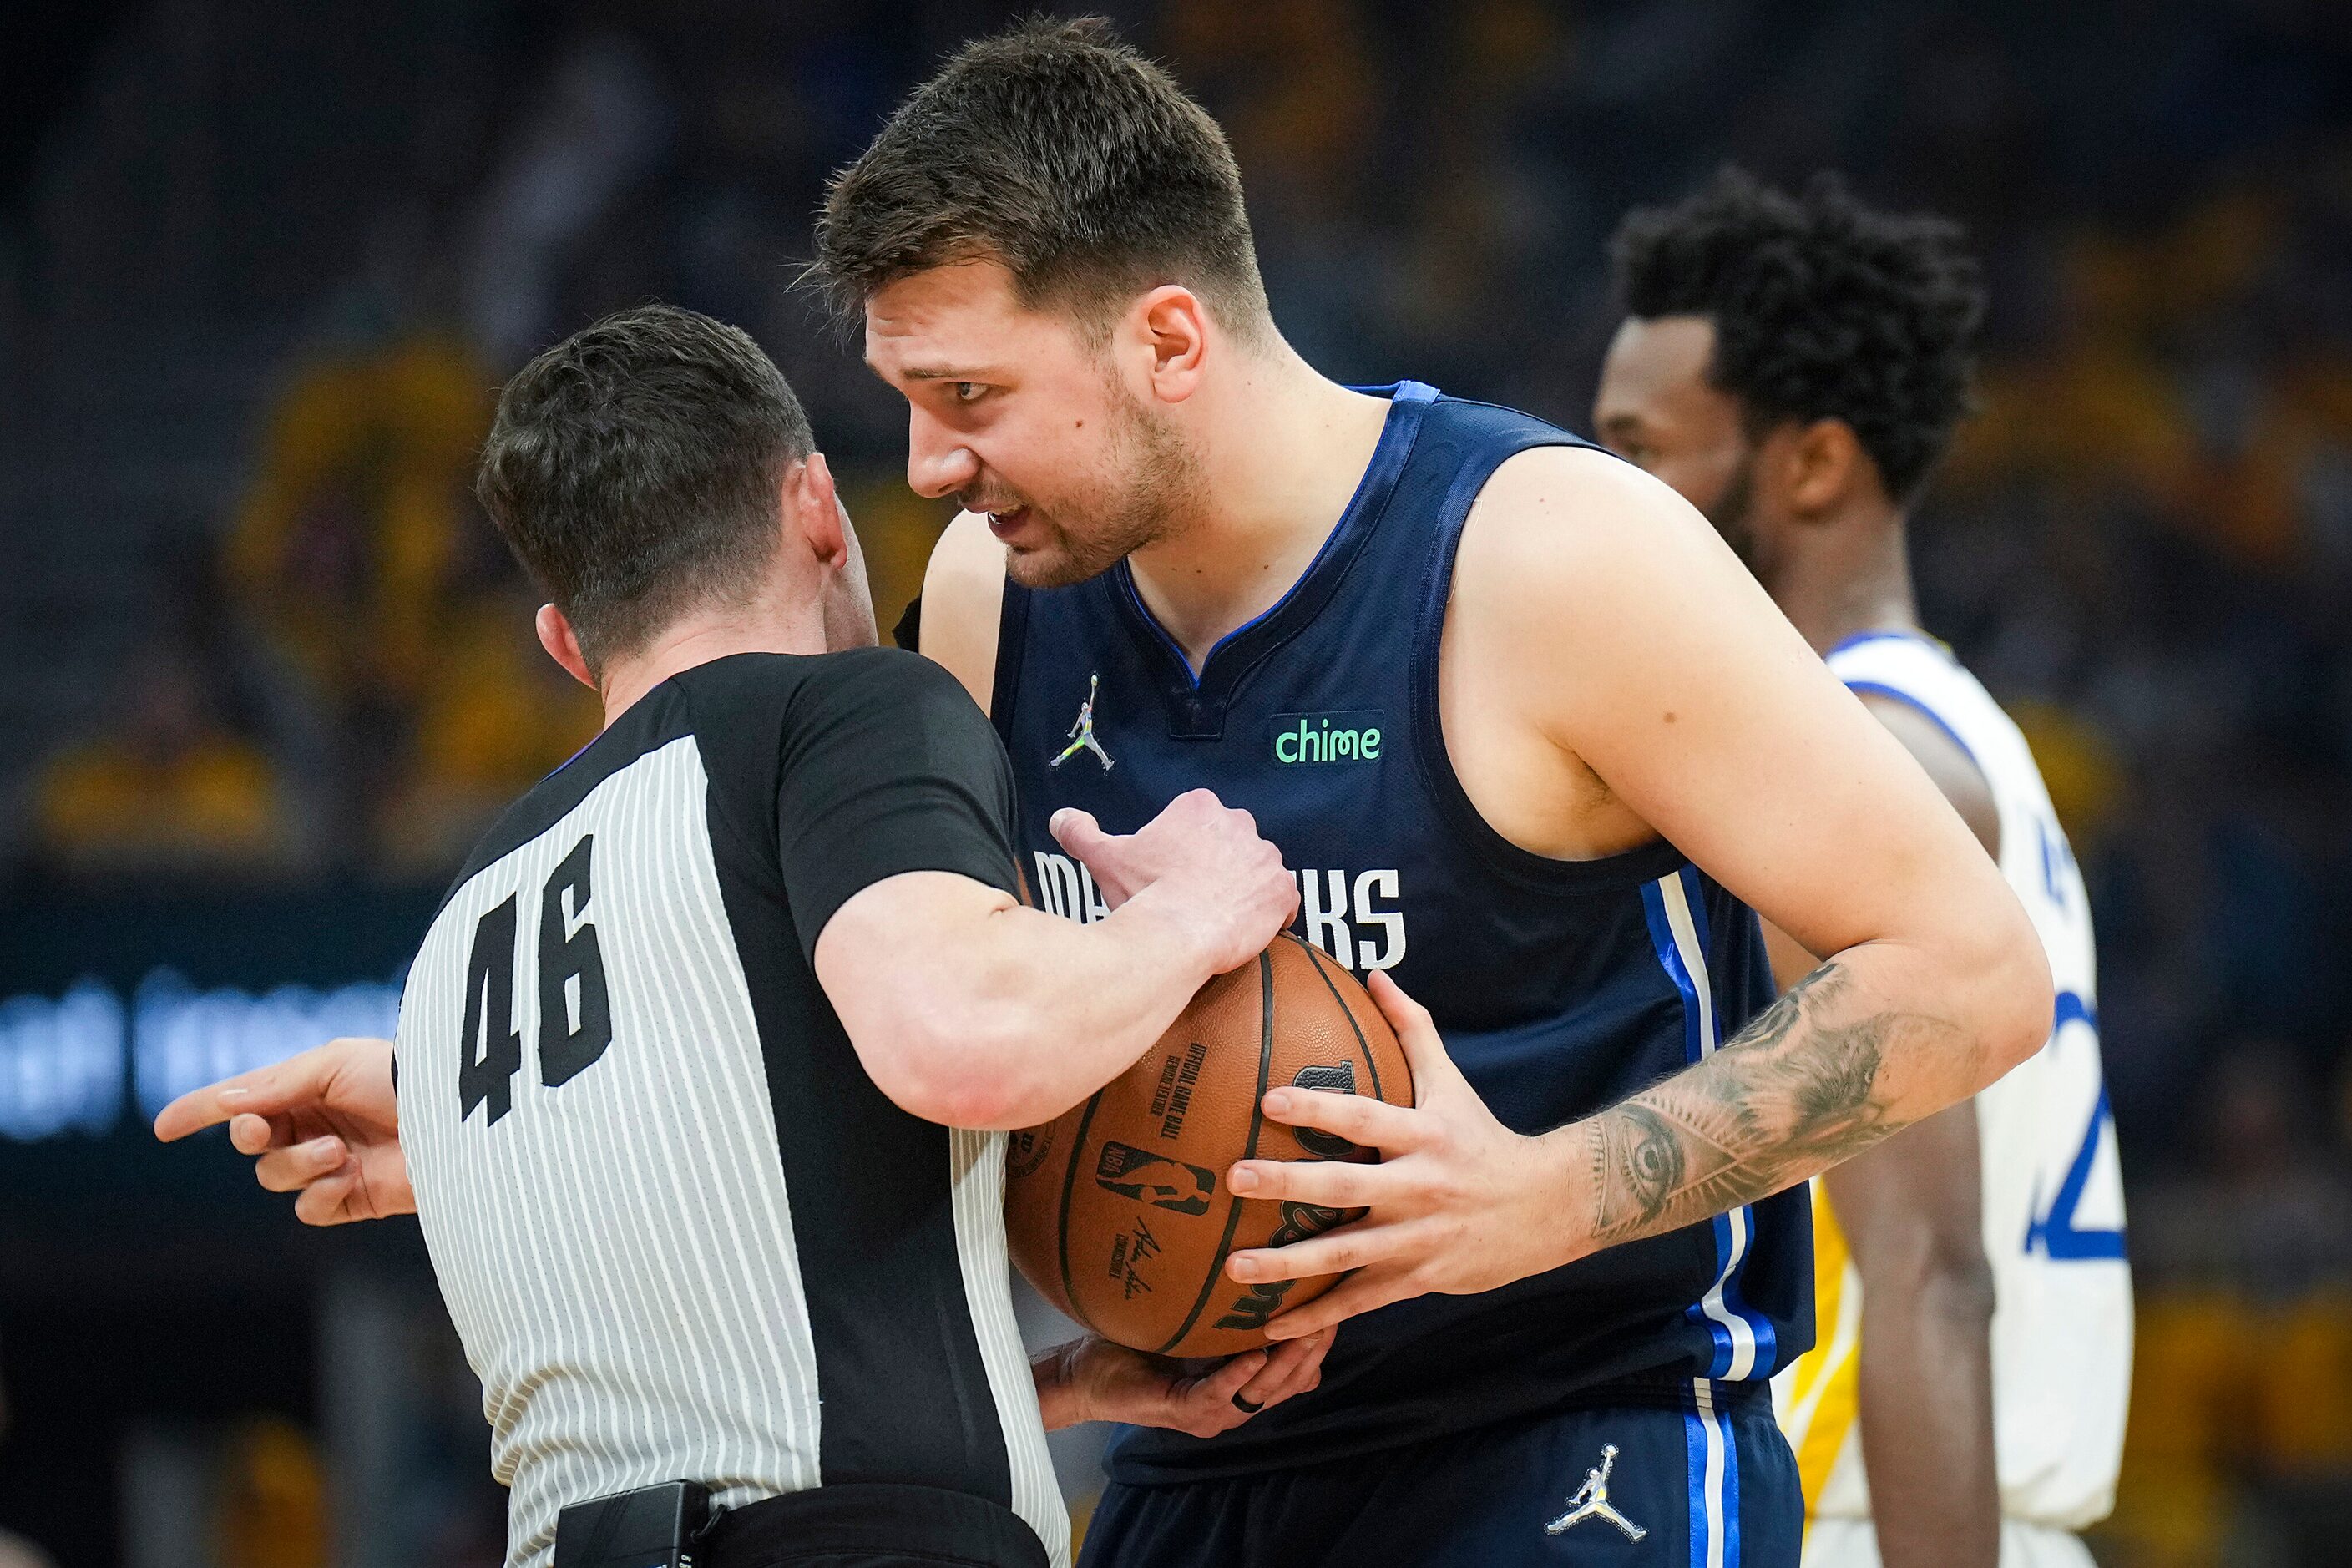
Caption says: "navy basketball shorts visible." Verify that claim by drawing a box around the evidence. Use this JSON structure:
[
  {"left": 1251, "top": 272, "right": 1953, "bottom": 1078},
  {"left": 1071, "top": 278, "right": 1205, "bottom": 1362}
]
[{"left": 1080, "top": 1380, "right": 1799, "bottom": 1568}]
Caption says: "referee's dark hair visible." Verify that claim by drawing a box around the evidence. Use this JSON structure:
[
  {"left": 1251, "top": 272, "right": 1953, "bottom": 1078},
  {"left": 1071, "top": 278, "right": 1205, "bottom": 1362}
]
[
  {"left": 1609, "top": 167, "right": 1985, "bottom": 505},
  {"left": 477, "top": 304, "right": 816, "bottom": 673}
]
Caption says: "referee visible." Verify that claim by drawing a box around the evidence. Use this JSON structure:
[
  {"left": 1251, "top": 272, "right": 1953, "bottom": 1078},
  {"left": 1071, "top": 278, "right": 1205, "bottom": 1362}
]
[{"left": 160, "top": 306, "right": 1318, "bottom": 1568}]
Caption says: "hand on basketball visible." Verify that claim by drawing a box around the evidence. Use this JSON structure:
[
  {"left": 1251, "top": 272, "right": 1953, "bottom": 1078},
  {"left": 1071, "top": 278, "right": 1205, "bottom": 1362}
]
[
  {"left": 1030, "top": 1328, "right": 1333, "bottom": 1437},
  {"left": 1050, "top": 789, "right": 1299, "bottom": 974},
  {"left": 154, "top": 1035, "right": 413, "bottom": 1226},
  {"left": 1221, "top": 972, "right": 1571, "bottom": 1338}
]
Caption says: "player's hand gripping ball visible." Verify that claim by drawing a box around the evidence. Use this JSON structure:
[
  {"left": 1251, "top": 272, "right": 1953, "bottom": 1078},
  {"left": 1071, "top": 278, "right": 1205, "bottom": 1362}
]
[{"left": 1005, "top": 934, "right": 1414, "bottom": 1358}]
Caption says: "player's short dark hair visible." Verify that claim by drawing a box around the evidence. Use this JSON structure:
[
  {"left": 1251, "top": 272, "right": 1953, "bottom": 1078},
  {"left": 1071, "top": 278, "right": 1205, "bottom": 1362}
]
[
  {"left": 1610, "top": 167, "right": 1985, "bottom": 504},
  {"left": 811, "top": 15, "right": 1271, "bottom": 341},
  {"left": 476, "top": 304, "right": 814, "bottom": 672}
]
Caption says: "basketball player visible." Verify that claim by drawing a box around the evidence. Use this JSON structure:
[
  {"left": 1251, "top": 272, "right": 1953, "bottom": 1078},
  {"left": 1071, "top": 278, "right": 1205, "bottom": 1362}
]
[
  {"left": 814, "top": 19, "right": 2052, "bottom": 1568},
  {"left": 1593, "top": 170, "right": 2131, "bottom": 1568},
  {"left": 157, "top": 304, "right": 1338, "bottom": 1568}
]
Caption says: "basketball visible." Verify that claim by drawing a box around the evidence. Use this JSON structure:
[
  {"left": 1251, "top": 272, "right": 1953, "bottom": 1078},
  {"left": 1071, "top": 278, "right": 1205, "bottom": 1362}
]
[{"left": 1004, "top": 934, "right": 1414, "bottom": 1360}]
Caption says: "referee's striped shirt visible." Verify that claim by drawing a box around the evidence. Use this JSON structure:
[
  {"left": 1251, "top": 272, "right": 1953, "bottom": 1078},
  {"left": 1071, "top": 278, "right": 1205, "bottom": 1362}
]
[{"left": 394, "top": 649, "right": 1065, "bottom": 1568}]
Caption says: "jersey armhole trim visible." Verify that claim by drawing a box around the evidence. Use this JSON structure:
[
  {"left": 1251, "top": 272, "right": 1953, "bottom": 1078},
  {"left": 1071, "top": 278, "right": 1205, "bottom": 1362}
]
[
  {"left": 1823, "top": 628, "right": 1950, "bottom": 662},
  {"left": 1841, "top": 680, "right": 1985, "bottom": 774}
]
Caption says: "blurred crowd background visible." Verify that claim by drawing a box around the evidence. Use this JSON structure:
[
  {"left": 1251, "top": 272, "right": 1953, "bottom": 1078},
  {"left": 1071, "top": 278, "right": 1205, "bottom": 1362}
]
[{"left": 3, "top": 1, "right": 2349, "bottom": 1565}]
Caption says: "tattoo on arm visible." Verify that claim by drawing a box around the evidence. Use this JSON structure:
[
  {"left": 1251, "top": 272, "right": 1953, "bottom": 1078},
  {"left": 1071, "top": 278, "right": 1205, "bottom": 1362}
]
[{"left": 1583, "top": 963, "right": 1963, "bottom": 1247}]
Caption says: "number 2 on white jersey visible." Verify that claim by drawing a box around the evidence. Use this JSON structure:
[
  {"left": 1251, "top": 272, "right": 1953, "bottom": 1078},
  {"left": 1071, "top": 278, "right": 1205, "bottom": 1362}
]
[{"left": 2023, "top": 991, "right": 2125, "bottom": 1262}]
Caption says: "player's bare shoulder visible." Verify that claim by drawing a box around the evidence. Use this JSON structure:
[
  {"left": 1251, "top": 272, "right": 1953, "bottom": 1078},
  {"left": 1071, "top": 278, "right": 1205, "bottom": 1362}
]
[
  {"left": 1453, "top": 444, "right": 1727, "bottom": 633},
  {"left": 1451, "top": 442, "right": 1808, "bottom": 722},
  {"left": 919, "top": 510, "right": 1009, "bottom": 715},
  {"left": 1449, "top": 443, "right": 1739, "bottom": 723}
]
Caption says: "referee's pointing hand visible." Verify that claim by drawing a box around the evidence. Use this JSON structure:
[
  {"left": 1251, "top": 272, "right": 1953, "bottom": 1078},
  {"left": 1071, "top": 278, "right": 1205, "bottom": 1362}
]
[{"left": 154, "top": 1035, "right": 411, "bottom": 1226}]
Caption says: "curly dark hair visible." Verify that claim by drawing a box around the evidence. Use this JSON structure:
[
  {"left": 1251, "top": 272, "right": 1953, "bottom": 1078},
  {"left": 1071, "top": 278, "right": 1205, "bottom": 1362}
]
[{"left": 1610, "top": 167, "right": 1986, "bottom": 504}]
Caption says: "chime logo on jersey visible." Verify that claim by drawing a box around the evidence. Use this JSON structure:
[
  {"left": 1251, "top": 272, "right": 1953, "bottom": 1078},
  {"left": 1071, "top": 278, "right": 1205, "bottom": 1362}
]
[
  {"left": 1029, "top": 851, "right": 1407, "bottom": 971},
  {"left": 1272, "top": 711, "right": 1385, "bottom": 766}
]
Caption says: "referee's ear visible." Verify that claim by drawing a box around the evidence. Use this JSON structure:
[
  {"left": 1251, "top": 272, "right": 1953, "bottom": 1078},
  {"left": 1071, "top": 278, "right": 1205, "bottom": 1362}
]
[
  {"left": 535, "top": 603, "right": 597, "bottom": 692},
  {"left": 792, "top": 450, "right": 851, "bottom": 569}
]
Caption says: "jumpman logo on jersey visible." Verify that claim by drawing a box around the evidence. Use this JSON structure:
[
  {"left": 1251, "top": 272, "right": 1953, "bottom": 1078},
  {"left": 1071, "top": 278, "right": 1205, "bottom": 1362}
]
[
  {"left": 1049, "top": 673, "right": 1114, "bottom": 771},
  {"left": 1544, "top": 1444, "right": 1647, "bottom": 1541}
]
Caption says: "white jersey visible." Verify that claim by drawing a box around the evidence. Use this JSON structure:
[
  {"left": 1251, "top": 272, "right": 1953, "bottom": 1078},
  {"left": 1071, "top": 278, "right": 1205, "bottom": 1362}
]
[{"left": 1773, "top": 631, "right": 2132, "bottom": 1533}]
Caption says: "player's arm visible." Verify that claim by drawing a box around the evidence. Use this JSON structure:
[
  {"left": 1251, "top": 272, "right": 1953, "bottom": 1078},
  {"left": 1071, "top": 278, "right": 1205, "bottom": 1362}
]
[
  {"left": 1225, "top": 448, "right": 2051, "bottom": 1330},
  {"left": 1764, "top": 694, "right": 2002, "bottom": 1568},
  {"left": 1819, "top": 1102, "right": 1999, "bottom": 1566},
  {"left": 913, "top": 509, "right": 1007, "bottom": 713}
]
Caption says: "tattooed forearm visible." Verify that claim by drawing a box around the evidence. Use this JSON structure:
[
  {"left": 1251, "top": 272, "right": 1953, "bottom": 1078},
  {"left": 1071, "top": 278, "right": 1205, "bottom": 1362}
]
[{"left": 1580, "top": 961, "right": 1963, "bottom": 1247}]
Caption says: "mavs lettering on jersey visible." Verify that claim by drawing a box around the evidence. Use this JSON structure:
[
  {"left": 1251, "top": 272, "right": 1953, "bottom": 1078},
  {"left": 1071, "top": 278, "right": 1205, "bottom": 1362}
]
[
  {"left": 992, "top": 382, "right": 1812, "bottom": 1483},
  {"left": 1030, "top": 852, "right": 1407, "bottom": 972}
]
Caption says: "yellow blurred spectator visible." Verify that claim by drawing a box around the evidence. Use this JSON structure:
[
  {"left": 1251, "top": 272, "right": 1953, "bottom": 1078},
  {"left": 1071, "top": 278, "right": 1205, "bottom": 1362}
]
[
  {"left": 2011, "top": 698, "right": 2124, "bottom": 848},
  {"left": 225, "top": 332, "right": 494, "bottom": 707},
  {"left": 2098, "top": 1051, "right": 2352, "bottom": 1566},
  {"left": 1950, "top": 236, "right": 2193, "bottom": 502},
  {"left": 373, "top": 594, "right": 601, "bottom": 877},
  {"left": 215, "top": 1417, "right": 328, "bottom": 1568},
  {"left": 1161, "top": 0, "right": 1377, "bottom": 225},
  {"left": 839, "top": 471, "right": 953, "bottom": 635},
  {"left": 2159, "top": 190, "right": 2280, "bottom": 328},
  {"left": 2101, "top": 1291, "right": 2352, "bottom": 1568},
  {"left": 33, "top": 649, "right": 294, "bottom": 877}
]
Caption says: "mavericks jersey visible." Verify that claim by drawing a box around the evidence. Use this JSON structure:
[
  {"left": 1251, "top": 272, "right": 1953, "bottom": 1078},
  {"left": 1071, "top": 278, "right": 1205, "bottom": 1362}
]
[
  {"left": 1773, "top": 633, "right": 2132, "bottom": 1532},
  {"left": 993, "top": 382, "right": 1811, "bottom": 1483}
]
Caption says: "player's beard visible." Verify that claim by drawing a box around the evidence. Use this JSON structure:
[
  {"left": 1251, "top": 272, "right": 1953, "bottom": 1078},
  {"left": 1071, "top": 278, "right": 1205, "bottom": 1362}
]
[
  {"left": 1702, "top": 446, "right": 1763, "bottom": 573},
  {"left": 985, "top": 382, "right": 1206, "bottom": 590}
]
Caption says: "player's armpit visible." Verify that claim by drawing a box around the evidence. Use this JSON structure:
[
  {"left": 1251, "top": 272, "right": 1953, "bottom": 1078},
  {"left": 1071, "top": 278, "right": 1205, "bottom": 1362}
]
[{"left": 915, "top": 510, "right": 1008, "bottom": 714}]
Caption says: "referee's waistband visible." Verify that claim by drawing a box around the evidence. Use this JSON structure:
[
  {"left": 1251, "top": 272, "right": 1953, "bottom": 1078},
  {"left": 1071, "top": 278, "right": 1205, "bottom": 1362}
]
[{"left": 701, "top": 1482, "right": 1050, "bottom": 1568}]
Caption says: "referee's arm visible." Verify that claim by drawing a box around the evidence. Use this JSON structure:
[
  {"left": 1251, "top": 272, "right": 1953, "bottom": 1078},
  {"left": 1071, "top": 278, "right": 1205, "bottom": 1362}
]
[
  {"left": 818, "top": 800, "right": 1287, "bottom": 1129},
  {"left": 156, "top": 664, "right": 1298, "bottom": 1199},
  {"left": 784, "top": 652, "right": 1297, "bottom": 1130}
]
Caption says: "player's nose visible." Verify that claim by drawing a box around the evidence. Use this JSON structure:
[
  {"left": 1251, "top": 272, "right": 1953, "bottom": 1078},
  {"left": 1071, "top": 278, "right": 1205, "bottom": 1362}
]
[{"left": 906, "top": 407, "right": 979, "bottom": 500}]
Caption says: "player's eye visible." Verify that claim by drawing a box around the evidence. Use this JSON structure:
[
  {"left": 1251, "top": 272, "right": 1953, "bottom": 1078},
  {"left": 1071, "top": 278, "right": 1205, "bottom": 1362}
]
[{"left": 952, "top": 381, "right": 985, "bottom": 404}]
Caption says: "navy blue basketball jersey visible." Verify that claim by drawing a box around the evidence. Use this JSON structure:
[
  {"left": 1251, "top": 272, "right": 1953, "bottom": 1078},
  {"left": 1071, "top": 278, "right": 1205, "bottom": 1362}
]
[{"left": 992, "top": 382, "right": 1812, "bottom": 1483}]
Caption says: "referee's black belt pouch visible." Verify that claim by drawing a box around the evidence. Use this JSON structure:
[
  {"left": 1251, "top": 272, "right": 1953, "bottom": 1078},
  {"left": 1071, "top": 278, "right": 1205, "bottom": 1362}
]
[{"left": 701, "top": 1481, "right": 1052, "bottom": 1568}]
